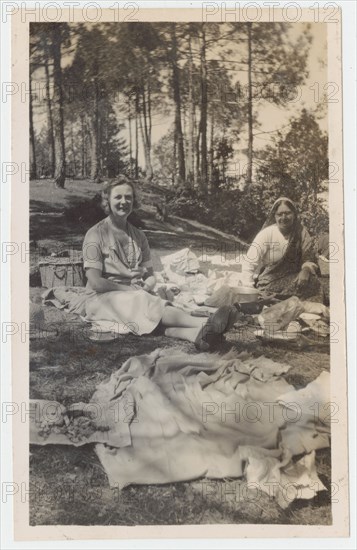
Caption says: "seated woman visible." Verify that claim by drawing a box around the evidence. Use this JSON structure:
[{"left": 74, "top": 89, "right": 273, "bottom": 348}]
[
  {"left": 82, "top": 175, "right": 236, "bottom": 350},
  {"left": 242, "top": 197, "right": 323, "bottom": 302}
]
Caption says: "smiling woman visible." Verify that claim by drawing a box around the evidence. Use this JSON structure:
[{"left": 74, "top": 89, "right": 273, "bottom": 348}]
[
  {"left": 82, "top": 176, "right": 238, "bottom": 349},
  {"left": 242, "top": 197, "right": 324, "bottom": 302}
]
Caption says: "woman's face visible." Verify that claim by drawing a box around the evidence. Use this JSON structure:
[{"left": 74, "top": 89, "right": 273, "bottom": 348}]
[
  {"left": 109, "top": 183, "right": 134, "bottom": 219},
  {"left": 275, "top": 202, "right": 295, "bottom": 234}
]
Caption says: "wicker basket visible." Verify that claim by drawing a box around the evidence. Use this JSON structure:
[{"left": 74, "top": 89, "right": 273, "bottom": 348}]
[
  {"left": 39, "top": 252, "right": 85, "bottom": 288},
  {"left": 318, "top": 255, "right": 330, "bottom": 277}
]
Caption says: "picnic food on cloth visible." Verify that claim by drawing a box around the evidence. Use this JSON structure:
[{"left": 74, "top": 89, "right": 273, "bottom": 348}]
[
  {"left": 241, "top": 197, "right": 323, "bottom": 302},
  {"left": 30, "top": 399, "right": 132, "bottom": 447},
  {"left": 257, "top": 296, "right": 305, "bottom": 332},
  {"left": 255, "top": 297, "right": 330, "bottom": 342}
]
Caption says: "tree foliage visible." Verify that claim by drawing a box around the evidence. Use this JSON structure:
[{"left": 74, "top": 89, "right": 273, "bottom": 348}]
[{"left": 30, "top": 22, "right": 328, "bottom": 238}]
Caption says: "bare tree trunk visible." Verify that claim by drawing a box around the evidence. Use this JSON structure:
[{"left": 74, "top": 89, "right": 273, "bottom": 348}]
[
  {"left": 193, "top": 105, "right": 198, "bottom": 186},
  {"left": 195, "top": 103, "right": 201, "bottom": 186},
  {"left": 148, "top": 79, "right": 152, "bottom": 142},
  {"left": 246, "top": 22, "right": 253, "bottom": 185},
  {"left": 135, "top": 91, "right": 139, "bottom": 178},
  {"left": 173, "top": 130, "right": 177, "bottom": 185},
  {"left": 102, "top": 110, "right": 108, "bottom": 178},
  {"left": 199, "top": 26, "right": 208, "bottom": 191},
  {"left": 51, "top": 25, "right": 65, "bottom": 189},
  {"left": 128, "top": 98, "right": 133, "bottom": 177},
  {"left": 70, "top": 122, "right": 77, "bottom": 177},
  {"left": 208, "top": 110, "right": 214, "bottom": 192},
  {"left": 187, "top": 35, "right": 195, "bottom": 185},
  {"left": 29, "top": 73, "right": 37, "bottom": 180},
  {"left": 140, "top": 83, "right": 153, "bottom": 180},
  {"left": 80, "top": 115, "right": 85, "bottom": 177},
  {"left": 90, "top": 76, "right": 100, "bottom": 182},
  {"left": 43, "top": 40, "right": 55, "bottom": 178},
  {"left": 171, "top": 24, "right": 186, "bottom": 184}
]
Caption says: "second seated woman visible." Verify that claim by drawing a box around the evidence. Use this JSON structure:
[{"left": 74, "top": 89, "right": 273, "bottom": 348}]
[{"left": 241, "top": 197, "right": 323, "bottom": 302}]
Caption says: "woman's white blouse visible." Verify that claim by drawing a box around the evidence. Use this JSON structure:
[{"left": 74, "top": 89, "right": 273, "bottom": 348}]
[{"left": 242, "top": 224, "right": 317, "bottom": 287}]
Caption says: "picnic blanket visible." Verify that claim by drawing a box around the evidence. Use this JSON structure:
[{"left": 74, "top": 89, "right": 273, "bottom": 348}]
[
  {"left": 91, "top": 348, "right": 330, "bottom": 507},
  {"left": 155, "top": 248, "right": 245, "bottom": 310}
]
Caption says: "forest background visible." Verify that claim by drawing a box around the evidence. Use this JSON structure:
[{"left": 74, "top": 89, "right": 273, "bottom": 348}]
[{"left": 30, "top": 22, "right": 330, "bottom": 241}]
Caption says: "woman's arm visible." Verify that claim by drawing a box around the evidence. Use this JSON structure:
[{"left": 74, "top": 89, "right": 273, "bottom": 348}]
[
  {"left": 138, "top": 231, "right": 156, "bottom": 291},
  {"left": 300, "top": 227, "right": 318, "bottom": 274},
  {"left": 294, "top": 227, "right": 319, "bottom": 289},
  {"left": 142, "top": 267, "right": 156, "bottom": 292},
  {"left": 86, "top": 268, "right": 133, "bottom": 293},
  {"left": 241, "top": 229, "right": 267, "bottom": 287}
]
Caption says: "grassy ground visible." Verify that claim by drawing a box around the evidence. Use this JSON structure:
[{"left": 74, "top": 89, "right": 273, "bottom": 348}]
[{"left": 29, "top": 179, "right": 331, "bottom": 526}]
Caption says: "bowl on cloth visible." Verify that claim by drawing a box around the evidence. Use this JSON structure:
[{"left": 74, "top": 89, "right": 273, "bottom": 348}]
[
  {"left": 235, "top": 286, "right": 261, "bottom": 303},
  {"left": 237, "top": 301, "right": 264, "bottom": 314}
]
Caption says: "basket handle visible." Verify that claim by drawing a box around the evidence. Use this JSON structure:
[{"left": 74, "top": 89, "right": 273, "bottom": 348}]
[{"left": 51, "top": 265, "right": 67, "bottom": 280}]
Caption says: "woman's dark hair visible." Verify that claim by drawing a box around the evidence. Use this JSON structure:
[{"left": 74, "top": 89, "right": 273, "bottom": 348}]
[{"left": 101, "top": 175, "right": 140, "bottom": 214}]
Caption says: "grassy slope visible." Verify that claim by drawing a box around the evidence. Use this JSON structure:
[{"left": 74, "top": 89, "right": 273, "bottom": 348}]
[{"left": 29, "top": 179, "right": 331, "bottom": 526}]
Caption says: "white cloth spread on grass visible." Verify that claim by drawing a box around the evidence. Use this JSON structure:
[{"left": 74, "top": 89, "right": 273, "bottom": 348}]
[
  {"left": 92, "top": 348, "right": 329, "bottom": 507},
  {"left": 157, "top": 249, "right": 246, "bottom": 310}
]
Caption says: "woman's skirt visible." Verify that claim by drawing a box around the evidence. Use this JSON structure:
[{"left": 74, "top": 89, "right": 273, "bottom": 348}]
[
  {"left": 257, "top": 272, "right": 324, "bottom": 303},
  {"left": 85, "top": 289, "right": 168, "bottom": 335}
]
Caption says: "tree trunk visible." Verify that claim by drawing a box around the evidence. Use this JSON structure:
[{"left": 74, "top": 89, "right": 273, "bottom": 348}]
[
  {"left": 246, "top": 22, "right": 253, "bottom": 185},
  {"left": 44, "top": 40, "right": 55, "bottom": 178},
  {"left": 90, "top": 116, "right": 99, "bottom": 181},
  {"left": 135, "top": 91, "right": 139, "bottom": 178},
  {"left": 187, "top": 35, "right": 195, "bottom": 185},
  {"left": 70, "top": 122, "right": 77, "bottom": 177},
  {"left": 128, "top": 98, "right": 133, "bottom": 177},
  {"left": 208, "top": 110, "right": 214, "bottom": 192},
  {"left": 51, "top": 26, "right": 66, "bottom": 189},
  {"left": 171, "top": 24, "right": 186, "bottom": 184},
  {"left": 29, "top": 73, "right": 37, "bottom": 180},
  {"left": 139, "top": 83, "right": 153, "bottom": 180},
  {"left": 195, "top": 103, "right": 201, "bottom": 185},
  {"left": 90, "top": 77, "right": 100, "bottom": 182},
  {"left": 102, "top": 110, "right": 108, "bottom": 178},
  {"left": 80, "top": 115, "right": 85, "bottom": 177},
  {"left": 173, "top": 130, "right": 177, "bottom": 185},
  {"left": 199, "top": 26, "right": 208, "bottom": 190}
]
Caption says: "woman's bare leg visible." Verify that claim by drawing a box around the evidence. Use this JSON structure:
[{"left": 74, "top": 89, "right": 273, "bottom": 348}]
[
  {"left": 161, "top": 306, "right": 206, "bottom": 329},
  {"left": 162, "top": 305, "right": 235, "bottom": 350},
  {"left": 164, "top": 327, "right": 200, "bottom": 342}
]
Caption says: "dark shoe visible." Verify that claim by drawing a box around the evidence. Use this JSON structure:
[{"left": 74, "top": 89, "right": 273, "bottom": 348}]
[{"left": 194, "top": 305, "right": 234, "bottom": 351}]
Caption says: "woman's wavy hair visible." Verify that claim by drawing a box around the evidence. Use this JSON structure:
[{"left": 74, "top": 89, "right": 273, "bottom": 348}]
[{"left": 101, "top": 175, "right": 140, "bottom": 215}]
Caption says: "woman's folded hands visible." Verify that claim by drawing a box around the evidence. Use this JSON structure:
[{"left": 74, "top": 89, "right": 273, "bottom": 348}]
[{"left": 131, "top": 275, "right": 156, "bottom": 293}]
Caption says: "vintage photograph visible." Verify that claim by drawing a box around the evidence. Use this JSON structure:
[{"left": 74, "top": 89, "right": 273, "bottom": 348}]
[{"left": 26, "top": 16, "right": 342, "bottom": 530}]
